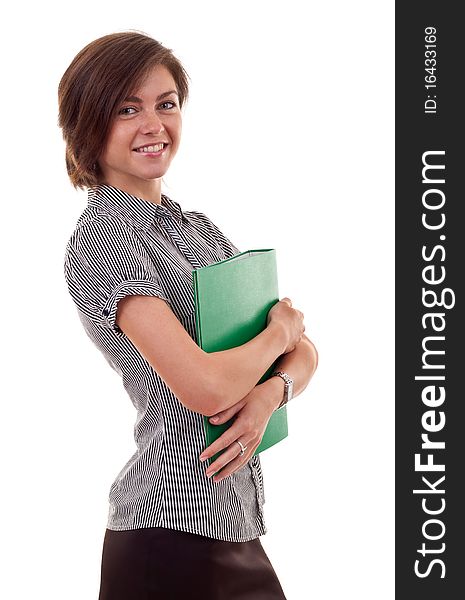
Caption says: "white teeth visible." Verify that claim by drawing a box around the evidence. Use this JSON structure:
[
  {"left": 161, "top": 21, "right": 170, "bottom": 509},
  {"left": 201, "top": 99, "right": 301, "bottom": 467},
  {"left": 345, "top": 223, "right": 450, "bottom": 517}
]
[{"left": 135, "top": 144, "right": 164, "bottom": 153}]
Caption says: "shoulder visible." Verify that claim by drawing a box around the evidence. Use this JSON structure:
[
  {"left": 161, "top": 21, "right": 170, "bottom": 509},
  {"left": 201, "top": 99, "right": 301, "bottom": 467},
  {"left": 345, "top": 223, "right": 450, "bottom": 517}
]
[
  {"left": 184, "top": 209, "right": 240, "bottom": 256},
  {"left": 64, "top": 211, "right": 149, "bottom": 283},
  {"left": 65, "top": 209, "right": 139, "bottom": 255},
  {"left": 184, "top": 209, "right": 210, "bottom": 225},
  {"left": 185, "top": 209, "right": 224, "bottom": 236}
]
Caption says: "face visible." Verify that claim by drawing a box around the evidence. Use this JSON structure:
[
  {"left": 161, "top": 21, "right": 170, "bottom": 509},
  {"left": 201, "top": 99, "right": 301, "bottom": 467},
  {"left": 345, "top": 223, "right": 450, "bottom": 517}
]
[{"left": 97, "top": 64, "right": 182, "bottom": 200}]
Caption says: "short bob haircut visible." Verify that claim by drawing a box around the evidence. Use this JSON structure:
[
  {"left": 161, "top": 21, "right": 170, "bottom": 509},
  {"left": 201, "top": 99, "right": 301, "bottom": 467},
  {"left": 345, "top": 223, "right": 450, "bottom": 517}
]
[{"left": 58, "top": 31, "right": 190, "bottom": 191}]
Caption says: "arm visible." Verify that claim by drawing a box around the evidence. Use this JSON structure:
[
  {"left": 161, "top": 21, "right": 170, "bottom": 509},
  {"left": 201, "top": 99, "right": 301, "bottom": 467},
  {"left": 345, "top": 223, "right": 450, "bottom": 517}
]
[
  {"left": 206, "top": 333, "right": 318, "bottom": 424},
  {"left": 116, "top": 295, "right": 288, "bottom": 416},
  {"left": 199, "top": 333, "right": 319, "bottom": 480},
  {"left": 259, "top": 333, "right": 319, "bottom": 413}
]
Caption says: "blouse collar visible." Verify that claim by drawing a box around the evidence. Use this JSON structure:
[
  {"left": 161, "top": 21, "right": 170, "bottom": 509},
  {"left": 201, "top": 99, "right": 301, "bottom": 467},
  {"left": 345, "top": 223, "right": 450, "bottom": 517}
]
[{"left": 87, "top": 183, "right": 188, "bottom": 230}]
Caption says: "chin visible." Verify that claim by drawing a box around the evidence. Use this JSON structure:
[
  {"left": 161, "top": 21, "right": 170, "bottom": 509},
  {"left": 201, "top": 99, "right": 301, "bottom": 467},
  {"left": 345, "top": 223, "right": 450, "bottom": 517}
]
[
  {"left": 127, "top": 166, "right": 165, "bottom": 179},
  {"left": 141, "top": 170, "right": 169, "bottom": 181}
]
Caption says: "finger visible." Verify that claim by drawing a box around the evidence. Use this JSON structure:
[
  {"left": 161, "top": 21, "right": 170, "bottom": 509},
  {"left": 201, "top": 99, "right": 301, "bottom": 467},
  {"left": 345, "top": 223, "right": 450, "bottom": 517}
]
[
  {"left": 199, "top": 419, "right": 245, "bottom": 461},
  {"left": 281, "top": 297, "right": 292, "bottom": 306},
  {"left": 208, "top": 398, "right": 247, "bottom": 425},
  {"left": 212, "top": 445, "right": 258, "bottom": 482},
  {"left": 205, "top": 439, "right": 249, "bottom": 479}
]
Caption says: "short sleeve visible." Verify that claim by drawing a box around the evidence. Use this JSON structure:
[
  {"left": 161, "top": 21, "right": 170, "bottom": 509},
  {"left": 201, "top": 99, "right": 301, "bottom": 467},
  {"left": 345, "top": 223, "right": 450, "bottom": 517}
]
[{"left": 64, "top": 217, "right": 170, "bottom": 337}]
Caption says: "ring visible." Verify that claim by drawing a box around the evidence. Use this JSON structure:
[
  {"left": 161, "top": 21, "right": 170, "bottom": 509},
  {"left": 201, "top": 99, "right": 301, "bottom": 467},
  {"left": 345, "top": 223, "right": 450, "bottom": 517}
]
[{"left": 236, "top": 440, "right": 247, "bottom": 456}]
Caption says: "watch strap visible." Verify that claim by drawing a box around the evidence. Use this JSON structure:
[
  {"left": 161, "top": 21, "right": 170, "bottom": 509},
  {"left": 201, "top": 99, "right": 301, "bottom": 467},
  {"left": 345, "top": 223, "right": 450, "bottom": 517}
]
[{"left": 271, "top": 371, "right": 294, "bottom": 409}]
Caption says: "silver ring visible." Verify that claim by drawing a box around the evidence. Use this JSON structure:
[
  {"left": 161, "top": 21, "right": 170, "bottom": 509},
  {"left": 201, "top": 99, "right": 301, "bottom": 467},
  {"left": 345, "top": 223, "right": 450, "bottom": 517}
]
[{"left": 236, "top": 440, "right": 247, "bottom": 456}]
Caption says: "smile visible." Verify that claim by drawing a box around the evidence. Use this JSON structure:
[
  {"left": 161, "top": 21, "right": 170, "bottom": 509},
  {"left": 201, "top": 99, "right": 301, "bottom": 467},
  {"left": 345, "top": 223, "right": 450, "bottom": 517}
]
[{"left": 133, "top": 143, "right": 167, "bottom": 156}]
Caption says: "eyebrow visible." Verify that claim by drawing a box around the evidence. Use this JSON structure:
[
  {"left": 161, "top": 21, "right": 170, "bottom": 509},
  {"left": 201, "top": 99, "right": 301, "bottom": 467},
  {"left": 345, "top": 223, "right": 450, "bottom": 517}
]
[{"left": 123, "top": 90, "right": 179, "bottom": 103}]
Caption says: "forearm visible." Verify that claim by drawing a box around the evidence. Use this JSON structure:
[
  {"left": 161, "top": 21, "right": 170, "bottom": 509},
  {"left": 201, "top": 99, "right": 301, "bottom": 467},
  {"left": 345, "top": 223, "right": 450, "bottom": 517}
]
[
  {"left": 205, "top": 322, "right": 287, "bottom": 415},
  {"left": 258, "top": 335, "right": 319, "bottom": 412}
]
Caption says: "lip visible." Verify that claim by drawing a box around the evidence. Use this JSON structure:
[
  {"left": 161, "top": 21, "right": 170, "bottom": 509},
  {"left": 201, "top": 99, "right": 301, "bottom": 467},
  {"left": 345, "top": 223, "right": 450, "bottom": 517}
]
[
  {"left": 133, "top": 142, "right": 168, "bottom": 151},
  {"left": 133, "top": 143, "right": 168, "bottom": 157}
]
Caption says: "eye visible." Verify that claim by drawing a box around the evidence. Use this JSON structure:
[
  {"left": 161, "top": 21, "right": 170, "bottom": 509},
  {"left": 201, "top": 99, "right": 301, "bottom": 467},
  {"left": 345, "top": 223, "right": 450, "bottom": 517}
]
[
  {"left": 118, "top": 106, "right": 137, "bottom": 115},
  {"left": 159, "top": 101, "right": 177, "bottom": 110}
]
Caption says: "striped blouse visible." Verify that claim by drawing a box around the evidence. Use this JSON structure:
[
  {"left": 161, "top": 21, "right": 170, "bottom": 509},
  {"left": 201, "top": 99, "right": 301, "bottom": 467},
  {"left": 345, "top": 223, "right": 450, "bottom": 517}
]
[{"left": 63, "top": 183, "right": 267, "bottom": 542}]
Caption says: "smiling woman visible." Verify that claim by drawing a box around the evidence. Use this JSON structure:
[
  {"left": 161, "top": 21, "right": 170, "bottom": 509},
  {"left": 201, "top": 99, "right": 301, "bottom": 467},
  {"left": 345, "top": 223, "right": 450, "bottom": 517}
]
[
  {"left": 96, "top": 64, "right": 182, "bottom": 201},
  {"left": 59, "top": 30, "right": 316, "bottom": 600},
  {"left": 57, "top": 31, "right": 189, "bottom": 193}
]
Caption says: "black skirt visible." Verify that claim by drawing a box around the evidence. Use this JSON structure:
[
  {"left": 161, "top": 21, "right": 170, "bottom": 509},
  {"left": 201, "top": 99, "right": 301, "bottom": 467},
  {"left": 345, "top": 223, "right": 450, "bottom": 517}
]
[{"left": 98, "top": 526, "right": 287, "bottom": 599}]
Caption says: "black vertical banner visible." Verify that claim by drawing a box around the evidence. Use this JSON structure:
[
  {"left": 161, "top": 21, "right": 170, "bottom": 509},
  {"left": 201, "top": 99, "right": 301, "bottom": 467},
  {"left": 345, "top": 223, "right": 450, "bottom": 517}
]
[{"left": 396, "top": 2, "right": 464, "bottom": 597}]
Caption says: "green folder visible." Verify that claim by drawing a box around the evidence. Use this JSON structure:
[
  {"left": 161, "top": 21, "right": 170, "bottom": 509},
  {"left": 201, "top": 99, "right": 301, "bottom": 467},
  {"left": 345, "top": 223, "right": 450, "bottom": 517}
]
[{"left": 192, "top": 248, "right": 288, "bottom": 465}]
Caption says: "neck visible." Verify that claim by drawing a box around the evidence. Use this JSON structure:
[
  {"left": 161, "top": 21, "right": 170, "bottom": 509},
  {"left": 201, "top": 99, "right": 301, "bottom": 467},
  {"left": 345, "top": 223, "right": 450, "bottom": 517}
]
[{"left": 99, "top": 175, "right": 162, "bottom": 204}]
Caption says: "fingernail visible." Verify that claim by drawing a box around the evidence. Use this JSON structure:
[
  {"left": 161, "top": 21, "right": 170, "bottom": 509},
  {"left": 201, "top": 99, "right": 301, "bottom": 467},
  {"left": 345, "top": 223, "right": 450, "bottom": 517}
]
[
  {"left": 199, "top": 455, "right": 207, "bottom": 462},
  {"left": 206, "top": 471, "right": 213, "bottom": 478},
  {"left": 210, "top": 416, "right": 219, "bottom": 423}
]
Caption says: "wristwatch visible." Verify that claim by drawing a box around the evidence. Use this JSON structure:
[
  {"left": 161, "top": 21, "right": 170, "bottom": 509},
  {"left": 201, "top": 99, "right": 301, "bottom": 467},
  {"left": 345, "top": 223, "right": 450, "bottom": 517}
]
[{"left": 271, "top": 371, "right": 294, "bottom": 410}]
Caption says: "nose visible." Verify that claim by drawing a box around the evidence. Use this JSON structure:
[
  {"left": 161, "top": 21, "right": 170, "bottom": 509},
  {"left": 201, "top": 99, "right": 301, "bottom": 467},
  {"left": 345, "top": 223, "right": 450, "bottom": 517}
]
[{"left": 140, "top": 109, "right": 164, "bottom": 134}]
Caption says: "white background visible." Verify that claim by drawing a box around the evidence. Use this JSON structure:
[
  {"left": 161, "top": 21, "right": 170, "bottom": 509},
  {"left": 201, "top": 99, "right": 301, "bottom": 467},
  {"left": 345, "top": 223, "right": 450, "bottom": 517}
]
[{"left": 1, "top": 1, "right": 394, "bottom": 598}]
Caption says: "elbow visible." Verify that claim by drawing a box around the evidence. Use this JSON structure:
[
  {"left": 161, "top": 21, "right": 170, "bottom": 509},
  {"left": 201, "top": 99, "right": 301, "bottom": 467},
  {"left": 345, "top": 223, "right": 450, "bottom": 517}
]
[
  {"left": 310, "top": 342, "right": 319, "bottom": 375},
  {"left": 197, "top": 382, "right": 239, "bottom": 417},
  {"left": 302, "top": 335, "right": 319, "bottom": 377},
  {"left": 174, "top": 352, "right": 241, "bottom": 417},
  {"left": 308, "top": 343, "right": 319, "bottom": 381},
  {"left": 183, "top": 378, "right": 239, "bottom": 417},
  {"left": 178, "top": 371, "right": 226, "bottom": 417}
]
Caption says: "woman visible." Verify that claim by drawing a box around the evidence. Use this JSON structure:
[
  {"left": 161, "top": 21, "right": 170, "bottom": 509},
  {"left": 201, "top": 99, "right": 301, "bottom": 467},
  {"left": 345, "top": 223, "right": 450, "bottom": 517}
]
[{"left": 59, "top": 31, "right": 318, "bottom": 599}]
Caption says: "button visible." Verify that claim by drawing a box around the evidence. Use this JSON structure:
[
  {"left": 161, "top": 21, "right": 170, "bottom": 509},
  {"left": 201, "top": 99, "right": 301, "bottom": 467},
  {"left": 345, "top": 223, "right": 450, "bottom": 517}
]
[{"left": 103, "top": 308, "right": 109, "bottom": 316}]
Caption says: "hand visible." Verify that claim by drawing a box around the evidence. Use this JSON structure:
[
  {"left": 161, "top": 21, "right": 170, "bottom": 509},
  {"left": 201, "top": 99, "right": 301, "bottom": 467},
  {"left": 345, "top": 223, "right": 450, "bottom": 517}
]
[
  {"left": 198, "top": 384, "right": 275, "bottom": 482},
  {"left": 206, "top": 396, "right": 248, "bottom": 426},
  {"left": 267, "top": 297, "right": 305, "bottom": 354}
]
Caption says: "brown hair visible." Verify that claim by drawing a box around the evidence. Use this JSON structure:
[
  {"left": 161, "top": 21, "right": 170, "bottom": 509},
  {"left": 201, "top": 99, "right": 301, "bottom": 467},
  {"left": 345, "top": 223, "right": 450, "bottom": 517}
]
[{"left": 57, "top": 31, "right": 190, "bottom": 190}]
